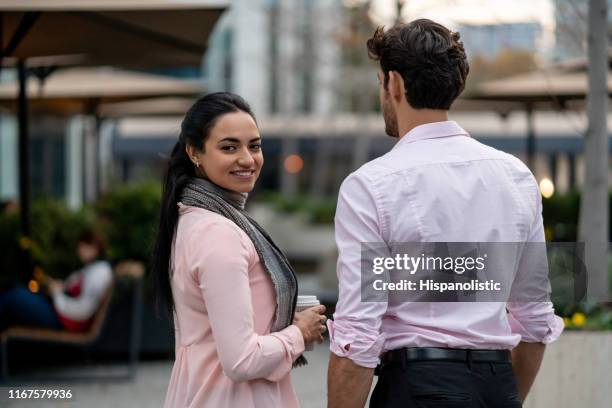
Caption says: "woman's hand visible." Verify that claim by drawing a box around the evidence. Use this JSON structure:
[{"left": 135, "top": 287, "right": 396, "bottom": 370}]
[
  {"left": 293, "top": 305, "right": 327, "bottom": 345},
  {"left": 46, "top": 278, "right": 63, "bottom": 295}
]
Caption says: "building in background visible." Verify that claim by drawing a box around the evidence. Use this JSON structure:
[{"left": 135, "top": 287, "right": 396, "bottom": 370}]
[
  {"left": 457, "top": 22, "right": 542, "bottom": 60},
  {"left": 203, "top": 0, "right": 343, "bottom": 116},
  {"left": 0, "top": 113, "right": 17, "bottom": 201},
  {"left": 0, "top": 109, "right": 68, "bottom": 203},
  {"left": 553, "top": 0, "right": 612, "bottom": 61}
]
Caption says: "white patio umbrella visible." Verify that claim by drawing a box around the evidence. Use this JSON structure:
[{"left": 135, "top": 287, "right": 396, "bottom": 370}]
[
  {"left": 0, "top": 66, "right": 204, "bottom": 115},
  {"left": 0, "top": 0, "right": 228, "bottom": 242}
]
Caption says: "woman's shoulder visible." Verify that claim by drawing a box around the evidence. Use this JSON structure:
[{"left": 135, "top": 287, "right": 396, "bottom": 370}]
[
  {"left": 84, "top": 260, "right": 112, "bottom": 273},
  {"left": 179, "top": 204, "right": 238, "bottom": 229},
  {"left": 82, "top": 260, "right": 113, "bottom": 284},
  {"left": 178, "top": 204, "right": 249, "bottom": 244},
  {"left": 175, "top": 206, "right": 259, "bottom": 271}
]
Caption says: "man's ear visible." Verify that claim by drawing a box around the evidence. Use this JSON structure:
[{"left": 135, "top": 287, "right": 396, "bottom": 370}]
[{"left": 388, "top": 71, "right": 406, "bottom": 104}]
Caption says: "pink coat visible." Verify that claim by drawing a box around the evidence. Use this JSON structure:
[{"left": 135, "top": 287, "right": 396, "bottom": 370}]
[{"left": 164, "top": 204, "right": 304, "bottom": 408}]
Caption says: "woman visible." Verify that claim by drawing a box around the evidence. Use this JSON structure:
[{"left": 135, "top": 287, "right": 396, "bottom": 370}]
[
  {"left": 0, "top": 230, "right": 113, "bottom": 332},
  {"left": 152, "top": 92, "right": 326, "bottom": 408}
]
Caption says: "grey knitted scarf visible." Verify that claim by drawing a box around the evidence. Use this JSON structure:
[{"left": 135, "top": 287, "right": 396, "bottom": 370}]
[{"left": 180, "top": 178, "right": 305, "bottom": 364}]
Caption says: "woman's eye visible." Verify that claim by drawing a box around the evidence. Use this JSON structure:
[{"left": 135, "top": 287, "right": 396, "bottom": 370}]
[
  {"left": 250, "top": 144, "right": 261, "bottom": 150},
  {"left": 221, "top": 145, "right": 237, "bottom": 152}
]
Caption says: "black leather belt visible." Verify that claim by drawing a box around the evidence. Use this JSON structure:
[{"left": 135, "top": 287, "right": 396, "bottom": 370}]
[{"left": 381, "top": 347, "right": 511, "bottom": 365}]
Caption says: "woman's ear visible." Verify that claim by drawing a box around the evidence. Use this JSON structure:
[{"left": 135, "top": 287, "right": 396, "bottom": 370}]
[
  {"left": 185, "top": 145, "right": 198, "bottom": 165},
  {"left": 388, "top": 71, "right": 406, "bottom": 104}
]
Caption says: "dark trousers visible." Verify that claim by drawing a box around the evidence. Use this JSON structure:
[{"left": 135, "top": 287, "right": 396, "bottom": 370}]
[
  {"left": 0, "top": 285, "right": 62, "bottom": 332},
  {"left": 370, "top": 359, "right": 523, "bottom": 408}
]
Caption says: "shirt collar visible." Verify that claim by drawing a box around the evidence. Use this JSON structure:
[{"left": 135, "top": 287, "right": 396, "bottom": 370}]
[{"left": 393, "top": 120, "right": 470, "bottom": 150}]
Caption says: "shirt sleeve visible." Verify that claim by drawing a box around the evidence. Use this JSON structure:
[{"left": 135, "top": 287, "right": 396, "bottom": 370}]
[
  {"left": 507, "top": 181, "right": 564, "bottom": 344},
  {"left": 327, "top": 172, "right": 387, "bottom": 369},
  {"left": 194, "top": 221, "right": 304, "bottom": 383},
  {"left": 52, "top": 262, "right": 113, "bottom": 321}
]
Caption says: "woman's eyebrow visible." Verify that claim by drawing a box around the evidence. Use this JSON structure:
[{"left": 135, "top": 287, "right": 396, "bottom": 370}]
[
  {"left": 218, "top": 136, "right": 261, "bottom": 143},
  {"left": 217, "top": 137, "right": 240, "bottom": 143}
]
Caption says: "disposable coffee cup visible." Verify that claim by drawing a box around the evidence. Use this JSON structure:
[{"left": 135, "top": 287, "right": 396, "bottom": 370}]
[{"left": 296, "top": 295, "right": 321, "bottom": 351}]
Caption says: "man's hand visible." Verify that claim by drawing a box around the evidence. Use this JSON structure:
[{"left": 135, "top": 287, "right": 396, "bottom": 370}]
[
  {"left": 327, "top": 353, "right": 374, "bottom": 408},
  {"left": 511, "top": 341, "right": 545, "bottom": 401}
]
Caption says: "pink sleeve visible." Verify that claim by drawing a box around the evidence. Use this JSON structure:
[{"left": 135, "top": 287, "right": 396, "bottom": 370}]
[
  {"left": 507, "top": 185, "right": 564, "bottom": 344},
  {"left": 329, "top": 173, "right": 387, "bottom": 369},
  {"left": 507, "top": 302, "right": 564, "bottom": 344},
  {"left": 192, "top": 221, "right": 305, "bottom": 382}
]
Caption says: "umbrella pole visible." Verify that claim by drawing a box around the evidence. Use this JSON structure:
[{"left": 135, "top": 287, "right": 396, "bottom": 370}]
[{"left": 17, "top": 59, "right": 32, "bottom": 272}]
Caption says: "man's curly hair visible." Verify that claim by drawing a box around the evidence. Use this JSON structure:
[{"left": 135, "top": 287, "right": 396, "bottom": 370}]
[{"left": 367, "top": 19, "right": 469, "bottom": 110}]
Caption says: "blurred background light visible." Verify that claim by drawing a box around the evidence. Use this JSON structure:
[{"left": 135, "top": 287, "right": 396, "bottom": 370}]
[
  {"left": 539, "top": 177, "right": 555, "bottom": 198},
  {"left": 28, "top": 279, "right": 40, "bottom": 293},
  {"left": 284, "top": 154, "right": 304, "bottom": 174}
]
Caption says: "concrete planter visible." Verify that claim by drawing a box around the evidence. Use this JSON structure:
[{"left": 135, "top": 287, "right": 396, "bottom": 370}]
[{"left": 524, "top": 331, "right": 611, "bottom": 408}]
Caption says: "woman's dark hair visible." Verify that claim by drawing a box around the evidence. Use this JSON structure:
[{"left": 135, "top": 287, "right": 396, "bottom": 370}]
[
  {"left": 77, "top": 229, "right": 107, "bottom": 259},
  {"left": 367, "top": 19, "right": 469, "bottom": 110},
  {"left": 151, "top": 92, "right": 255, "bottom": 318}
]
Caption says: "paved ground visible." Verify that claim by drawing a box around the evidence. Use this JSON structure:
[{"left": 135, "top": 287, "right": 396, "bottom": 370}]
[{"left": 1, "top": 339, "right": 375, "bottom": 408}]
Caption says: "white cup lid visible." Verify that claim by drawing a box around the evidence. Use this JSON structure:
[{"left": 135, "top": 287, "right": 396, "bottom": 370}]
[{"left": 297, "top": 295, "right": 318, "bottom": 304}]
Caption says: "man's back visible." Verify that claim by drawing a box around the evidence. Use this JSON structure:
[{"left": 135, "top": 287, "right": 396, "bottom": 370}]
[
  {"left": 357, "top": 121, "right": 536, "bottom": 244},
  {"left": 329, "top": 121, "right": 562, "bottom": 367}
]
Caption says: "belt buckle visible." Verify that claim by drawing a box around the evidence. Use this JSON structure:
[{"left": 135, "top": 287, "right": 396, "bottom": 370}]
[{"left": 375, "top": 351, "right": 392, "bottom": 375}]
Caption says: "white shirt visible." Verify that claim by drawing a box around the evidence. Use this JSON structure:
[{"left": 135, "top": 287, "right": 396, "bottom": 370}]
[
  {"left": 52, "top": 260, "right": 113, "bottom": 321},
  {"left": 328, "top": 121, "right": 564, "bottom": 368}
]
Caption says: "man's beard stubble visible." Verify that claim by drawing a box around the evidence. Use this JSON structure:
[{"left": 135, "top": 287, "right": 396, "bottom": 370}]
[{"left": 382, "top": 96, "right": 399, "bottom": 138}]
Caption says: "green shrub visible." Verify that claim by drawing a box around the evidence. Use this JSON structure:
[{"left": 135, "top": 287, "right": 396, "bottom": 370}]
[
  {"left": 542, "top": 191, "right": 612, "bottom": 242},
  {"left": 258, "top": 191, "right": 304, "bottom": 214},
  {"left": 95, "top": 182, "right": 161, "bottom": 265},
  {"left": 30, "top": 200, "right": 96, "bottom": 279},
  {"left": 0, "top": 200, "right": 95, "bottom": 281},
  {"left": 307, "top": 197, "right": 337, "bottom": 224},
  {"left": 257, "top": 191, "right": 337, "bottom": 224},
  {"left": 542, "top": 191, "right": 580, "bottom": 241}
]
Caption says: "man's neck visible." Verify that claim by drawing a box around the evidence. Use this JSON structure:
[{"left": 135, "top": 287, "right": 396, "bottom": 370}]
[{"left": 397, "top": 109, "right": 449, "bottom": 140}]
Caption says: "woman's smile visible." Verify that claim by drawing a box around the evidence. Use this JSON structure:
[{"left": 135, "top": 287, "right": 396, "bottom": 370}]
[{"left": 230, "top": 169, "right": 256, "bottom": 180}]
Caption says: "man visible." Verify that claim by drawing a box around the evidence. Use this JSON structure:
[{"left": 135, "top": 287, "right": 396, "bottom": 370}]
[{"left": 327, "top": 20, "right": 564, "bottom": 408}]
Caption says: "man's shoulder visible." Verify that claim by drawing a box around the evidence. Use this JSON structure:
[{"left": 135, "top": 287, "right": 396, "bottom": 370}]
[
  {"left": 354, "top": 155, "right": 392, "bottom": 179},
  {"left": 485, "top": 143, "right": 535, "bottom": 180},
  {"left": 463, "top": 138, "right": 539, "bottom": 197},
  {"left": 339, "top": 154, "right": 395, "bottom": 193},
  {"left": 461, "top": 136, "right": 535, "bottom": 176}
]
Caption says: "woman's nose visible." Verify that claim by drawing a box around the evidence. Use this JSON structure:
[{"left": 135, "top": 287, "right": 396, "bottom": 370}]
[{"left": 237, "top": 149, "right": 255, "bottom": 167}]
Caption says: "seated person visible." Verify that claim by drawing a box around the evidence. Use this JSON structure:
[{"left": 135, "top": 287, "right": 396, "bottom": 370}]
[{"left": 0, "top": 230, "right": 113, "bottom": 332}]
